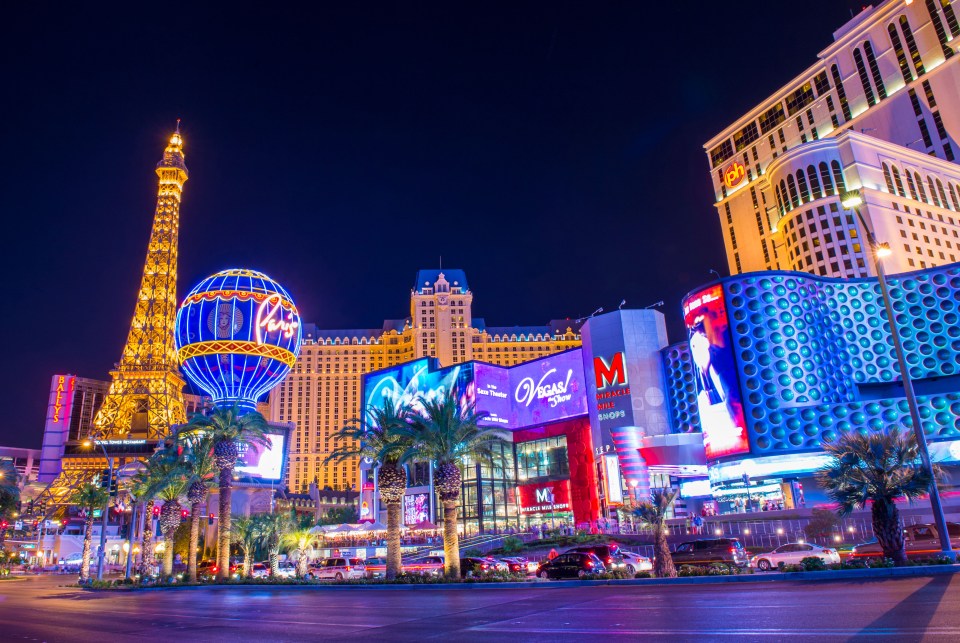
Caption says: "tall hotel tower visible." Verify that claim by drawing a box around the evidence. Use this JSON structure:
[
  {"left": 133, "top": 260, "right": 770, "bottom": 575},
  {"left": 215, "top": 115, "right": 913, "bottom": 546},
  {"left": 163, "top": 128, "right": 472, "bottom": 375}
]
[
  {"left": 705, "top": 0, "right": 960, "bottom": 278},
  {"left": 269, "top": 270, "right": 582, "bottom": 493}
]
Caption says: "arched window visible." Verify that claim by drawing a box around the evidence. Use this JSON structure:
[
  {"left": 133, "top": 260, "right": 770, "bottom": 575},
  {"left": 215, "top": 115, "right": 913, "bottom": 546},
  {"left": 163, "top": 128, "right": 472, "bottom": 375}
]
[
  {"left": 915, "top": 173, "right": 928, "bottom": 203},
  {"left": 775, "top": 184, "right": 786, "bottom": 214},
  {"left": 925, "top": 0, "right": 956, "bottom": 60},
  {"left": 830, "top": 64, "right": 853, "bottom": 121},
  {"left": 937, "top": 179, "right": 950, "bottom": 210},
  {"left": 939, "top": 0, "right": 960, "bottom": 39},
  {"left": 882, "top": 163, "right": 895, "bottom": 193},
  {"left": 807, "top": 165, "right": 822, "bottom": 199},
  {"left": 900, "top": 16, "right": 926, "bottom": 76},
  {"left": 928, "top": 177, "right": 941, "bottom": 207},
  {"left": 852, "top": 48, "right": 876, "bottom": 106},
  {"left": 892, "top": 166, "right": 906, "bottom": 197},
  {"left": 906, "top": 171, "right": 919, "bottom": 200},
  {"left": 831, "top": 160, "right": 846, "bottom": 194},
  {"left": 888, "top": 24, "right": 913, "bottom": 83},
  {"left": 819, "top": 162, "right": 834, "bottom": 195},
  {"left": 787, "top": 175, "right": 800, "bottom": 207},
  {"left": 950, "top": 183, "right": 960, "bottom": 210},
  {"left": 797, "top": 170, "right": 810, "bottom": 202},
  {"left": 863, "top": 41, "right": 887, "bottom": 99}
]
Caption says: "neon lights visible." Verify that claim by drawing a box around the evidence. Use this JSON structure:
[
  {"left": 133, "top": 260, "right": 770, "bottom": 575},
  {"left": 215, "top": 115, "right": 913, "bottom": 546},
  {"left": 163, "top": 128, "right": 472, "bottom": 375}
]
[
  {"left": 255, "top": 293, "right": 300, "bottom": 344},
  {"left": 52, "top": 375, "right": 75, "bottom": 424},
  {"left": 723, "top": 161, "right": 746, "bottom": 189},
  {"left": 594, "top": 352, "right": 627, "bottom": 389},
  {"left": 514, "top": 368, "right": 574, "bottom": 408}
]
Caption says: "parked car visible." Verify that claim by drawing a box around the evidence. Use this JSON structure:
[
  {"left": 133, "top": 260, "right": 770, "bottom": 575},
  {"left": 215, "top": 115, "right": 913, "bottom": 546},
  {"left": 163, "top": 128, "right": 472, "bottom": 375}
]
[
  {"left": 750, "top": 543, "right": 840, "bottom": 571},
  {"left": 619, "top": 551, "right": 653, "bottom": 574},
  {"left": 565, "top": 544, "right": 626, "bottom": 570},
  {"left": 274, "top": 560, "right": 297, "bottom": 579},
  {"left": 364, "top": 556, "right": 387, "bottom": 578},
  {"left": 459, "top": 556, "right": 506, "bottom": 577},
  {"left": 670, "top": 538, "right": 748, "bottom": 569},
  {"left": 308, "top": 557, "right": 366, "bottom": 580},
  {"left": 536, "top": 552, "right": 605, "bottom": 579},
  {"left": 499, "top": 557, "right": 537, "bottom": 575},
  {"left": 250, "top": 562, "right": 270, "bottom": 579},
  {"left": 403, "top": 556, "right": 445, "bottom": 576},
  {"left": 849, "top": 522, "right": 960, "bottom": 560}
]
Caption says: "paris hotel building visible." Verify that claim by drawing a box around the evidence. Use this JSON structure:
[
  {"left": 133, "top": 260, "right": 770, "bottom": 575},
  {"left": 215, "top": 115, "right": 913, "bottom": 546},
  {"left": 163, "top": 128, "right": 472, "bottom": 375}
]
[
  {"left": 267, "top": 270, "right": 582, "bottom": 494},
  {"left": 705, "top": 0, "right": 960, "bottom": 279}
]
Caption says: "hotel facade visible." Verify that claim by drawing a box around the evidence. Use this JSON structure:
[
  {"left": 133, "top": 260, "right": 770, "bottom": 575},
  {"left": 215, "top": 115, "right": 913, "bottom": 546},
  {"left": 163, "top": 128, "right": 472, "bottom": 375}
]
[
  {"left": 705, "top": 0, "right": 960, "bottom": 279},
  {"left": 267, "top": 270, "right": 582, "bottom": 494}
]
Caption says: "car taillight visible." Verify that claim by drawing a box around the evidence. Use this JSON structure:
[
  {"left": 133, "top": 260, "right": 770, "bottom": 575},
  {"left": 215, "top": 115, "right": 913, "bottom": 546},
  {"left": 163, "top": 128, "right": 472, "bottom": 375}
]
[
  {"left": 586, "top": 561, "right": 594, "bottom": 567},
  {"left": 345, "top": 566, "right": 352, "bottom": 571},
  {"left": 481, "top": 563, "right": 489, "bottom": 569}
]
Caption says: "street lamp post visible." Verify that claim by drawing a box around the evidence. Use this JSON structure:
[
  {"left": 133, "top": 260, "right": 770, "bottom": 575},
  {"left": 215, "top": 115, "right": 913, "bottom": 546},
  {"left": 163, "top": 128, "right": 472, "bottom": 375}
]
[
  {"left": 841, "top": 189, "right": 956, "bottom": 561},
  {"left": 84, "top": 439, "right": 115, "bottom": 580}
]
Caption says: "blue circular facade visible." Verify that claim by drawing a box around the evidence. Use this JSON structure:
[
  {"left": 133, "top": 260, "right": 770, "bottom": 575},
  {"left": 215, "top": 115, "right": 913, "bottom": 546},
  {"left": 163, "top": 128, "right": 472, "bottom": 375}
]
[{"left": 175, "top": 268, "right": 302, "bottom": 411}]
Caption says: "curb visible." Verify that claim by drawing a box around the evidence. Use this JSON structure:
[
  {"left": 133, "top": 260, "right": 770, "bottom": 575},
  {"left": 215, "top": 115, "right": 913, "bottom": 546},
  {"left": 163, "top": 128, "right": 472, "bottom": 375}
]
[{"left": 80, "top": 564, "right": 960, "bottom": 592}]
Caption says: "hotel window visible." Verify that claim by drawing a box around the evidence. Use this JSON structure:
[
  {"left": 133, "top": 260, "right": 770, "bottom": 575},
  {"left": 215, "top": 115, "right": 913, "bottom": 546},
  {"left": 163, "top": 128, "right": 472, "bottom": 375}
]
[
  {"left": 915, "top": 173, "right": 928, "bottom": 204},
  {"left": 862, "top": 41, "right": 886, "bottom": 99},
  {"left": 797, "top": 170, "right": 810, "bottom": 203},
  {"left": 852, "top": 48, "right": 876, "bottom": 106},
  {"left": 759, "top": 103, "right": 786, "bottom": 134},
  {"left": 807, "top": 166, "right": 822, "bottom": 199},
  {"left": 819, "top": 162, "right": 834, "bottom": 195},
  {"left": 829, "top": 64, "right": 852, "bottom": 121},
  {"left": 888, "top": 24, "right": 913, "bottom": 84},
  {"left": 710, "top": 140, "right": 734, "bottom": 168},
  {"left": 882, "top": 164, "right": 895, "bottom": 194},
  {"left": 786, "top": 82, "right": 814, "bottom": 116},
  {"left": 929, "top": 178, "right": 941, "bottom": 208},
  {"left": 733, "top": 122, "right": 759, "bottom": 151},
  {"left": 813, "top": 71, "right": 830, "bottom": 96},
  {"left": 830, "top": 161, "right": 846, "bottom": 194},
  {"left": 892, "top": 166, "right": 906, "bottom": 197},
  {"left": 925, "top": 0, "right": 956, "bottom": 59},
  {"left": 900, "top": 16, "right": 926, "bottom": 76}
]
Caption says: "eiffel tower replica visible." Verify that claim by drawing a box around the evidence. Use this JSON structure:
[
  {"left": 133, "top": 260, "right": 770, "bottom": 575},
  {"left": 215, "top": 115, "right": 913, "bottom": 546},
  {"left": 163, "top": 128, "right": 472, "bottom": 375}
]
[
  {"left": 92, "top": 125, "right": 189, "bottom": 441},
  {"left": 32, "top": 126, "right": 190, "bottom": 513}
]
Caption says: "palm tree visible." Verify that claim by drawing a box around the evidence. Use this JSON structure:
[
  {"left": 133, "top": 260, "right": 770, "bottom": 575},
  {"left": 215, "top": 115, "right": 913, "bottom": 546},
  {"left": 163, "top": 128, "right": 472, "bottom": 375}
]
[
  {"left": 231, "top": 516, "right": 261, "bottom": 578},
  {"left": 70, "top": 482, "right": 109, "bottom": 582},
  {"left": 632, "top": 488, "right": 678, "bottom": 578},
  {"left": 399, "top": 389, "right": 506, "bottom": 579},
  {"left": 816, "top": 427, "right": 938, "bottom": 566},
  {"left": 0, "top": 459, "right": 19, "bottom": 506},
  {"left": 179, "top": 434, "right": 218, "bottom": 582},
  {"left": 138, "top": 447, "right": 190, "bottom": 579},
  {"left": 180, "top": 404, "right": 270, "bottom": 581},
  {"left": 327, "top": 396, "right": 415, "bottom": 579},
  {"left": 282, "top": 526, "right": 316, "bottom": 578},
  {"left": 259, "top": 511, "right": 293, "bottom": 577}
]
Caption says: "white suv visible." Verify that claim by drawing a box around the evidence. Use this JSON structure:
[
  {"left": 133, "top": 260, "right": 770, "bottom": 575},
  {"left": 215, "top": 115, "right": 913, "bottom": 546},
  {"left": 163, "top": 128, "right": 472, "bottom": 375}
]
[{"left": 308, "top": 557, "right": 366, "bottom": 580}]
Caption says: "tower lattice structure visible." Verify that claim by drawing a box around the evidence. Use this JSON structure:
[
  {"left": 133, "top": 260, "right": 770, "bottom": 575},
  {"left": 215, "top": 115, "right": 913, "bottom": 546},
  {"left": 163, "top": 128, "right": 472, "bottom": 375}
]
[{"left": 92, "top": 127, "right": 189, "bottom": 441}]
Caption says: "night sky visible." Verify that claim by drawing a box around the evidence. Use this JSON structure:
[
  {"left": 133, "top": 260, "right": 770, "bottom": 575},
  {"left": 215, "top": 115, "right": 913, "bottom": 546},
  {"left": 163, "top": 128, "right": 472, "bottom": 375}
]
[{"left": 4, "top": 1, "right": 866, "bottom": 448}]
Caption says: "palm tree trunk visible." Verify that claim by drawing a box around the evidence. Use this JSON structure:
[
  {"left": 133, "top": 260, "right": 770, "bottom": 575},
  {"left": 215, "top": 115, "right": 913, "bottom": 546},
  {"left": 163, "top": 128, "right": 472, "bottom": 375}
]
[
  {"left": 80, "top": 512, "right": 94, "bottom": 582},
  {"left": 386, "top": 501, "right": 402, "bottom": 579},
  {"left": 653, "top": 527, "right": 677, "bottom": 578},
  {"left": 188, "top": 505, "right": 201, "bottom": 582},
  {"left": 297, "top": 551, "right": 308, "bottom": 578},
  {"left": 269, "top": 537, "right": 280, "bottom": 577},
  {"left": 141, "top": 499, "right": 155, "bottom": 575},
  {"left": 217, "top": 467, "right": 233, "bottom": 581},
  {"left": 872, "top": 498, "right": 907, "bottom": 566},
  {"left": 243, "top": 548, "right": 252, "bottom": 578},
  {"left": 442, "top": 500, "right": 460, "bottom": 579},
  {"left": 163, "top": 536, "right": 174, "bottom": 577}
]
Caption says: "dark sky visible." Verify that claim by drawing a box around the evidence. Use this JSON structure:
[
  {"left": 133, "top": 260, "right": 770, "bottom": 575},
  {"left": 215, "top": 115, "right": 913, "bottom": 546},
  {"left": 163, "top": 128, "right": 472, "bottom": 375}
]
[{"left": 3, "top": 1, "right": 865, "bottom": 448}]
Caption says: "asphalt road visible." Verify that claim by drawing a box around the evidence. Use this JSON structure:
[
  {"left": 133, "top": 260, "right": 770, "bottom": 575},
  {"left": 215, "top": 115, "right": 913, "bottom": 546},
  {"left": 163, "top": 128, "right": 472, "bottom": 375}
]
[{"left": 2, "top": 574, "right": 959, "bottom": 642}]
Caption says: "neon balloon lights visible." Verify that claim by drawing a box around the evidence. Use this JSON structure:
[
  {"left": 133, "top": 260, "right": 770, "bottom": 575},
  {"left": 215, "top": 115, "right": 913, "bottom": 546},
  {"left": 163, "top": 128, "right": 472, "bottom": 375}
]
[{"left": 175, "top": 268, "right": 302, "bottom": 412}]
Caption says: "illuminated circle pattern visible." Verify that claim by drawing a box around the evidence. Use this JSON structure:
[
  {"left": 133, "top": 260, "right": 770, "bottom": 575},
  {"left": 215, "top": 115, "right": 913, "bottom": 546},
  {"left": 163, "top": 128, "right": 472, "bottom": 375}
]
[
  {"left": 661, "top": 343, "right": 700, "bottom": 433},
  {"left": 175, "top": 269, "right": 303, "bottom": 411},
  {"left": 716, "top": 264, "right": 960, "bottom": 456}
]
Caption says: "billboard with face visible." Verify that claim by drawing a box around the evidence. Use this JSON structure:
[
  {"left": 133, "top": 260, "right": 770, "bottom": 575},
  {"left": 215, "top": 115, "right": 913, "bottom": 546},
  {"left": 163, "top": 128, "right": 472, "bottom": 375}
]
[{"left": 682, "top": 284, "right": 749, "bottom": 460}]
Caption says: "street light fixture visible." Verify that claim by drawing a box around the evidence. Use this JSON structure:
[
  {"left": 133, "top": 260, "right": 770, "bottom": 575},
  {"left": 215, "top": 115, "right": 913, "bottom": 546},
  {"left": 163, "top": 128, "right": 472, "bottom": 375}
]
[
  {"left": 841, "top": 189, "right": 956, "bottom": 561},
  {"left": 83, "top": 439, "right": 115, "bottom": 580}
]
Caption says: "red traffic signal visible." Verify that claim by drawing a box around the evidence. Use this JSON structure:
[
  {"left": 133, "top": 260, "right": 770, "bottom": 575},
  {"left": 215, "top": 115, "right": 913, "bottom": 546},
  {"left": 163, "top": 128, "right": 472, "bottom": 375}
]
[
  {"left": 181, "top": 509, "right": 189, "bottom": 518},
  {"left": 208, "top": 513, "right": 215, "bottom": 526},
  {"left": 153, "top": 505, "right": 161, "bottom": 516}
]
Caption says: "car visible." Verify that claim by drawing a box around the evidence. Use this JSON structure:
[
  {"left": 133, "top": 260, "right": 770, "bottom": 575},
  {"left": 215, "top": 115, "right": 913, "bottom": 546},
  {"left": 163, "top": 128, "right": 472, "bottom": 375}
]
[
  {"left": 403, "top": 555, "right": 445, "bottom": 576},
  {"left": 750, "top": 543, "right": 841, "bottom": 571},
  {"left": 364, "top": 556, "right": 387, "bottom": 578},
  {"left": 536, "top": 552, "right": 605, "bottom": 579},
  {"left": 499, "top": 557, "right": 537, "bottom": 575},
  {"left": 61, "top": 553, "right": 84, "bottom": 571},
  {"left": 849, "top": 522, "right": 960, "bottom": 560},
  {"left": 197, "top": 560, "right": 240, "bottom": 580},
  {"left": 619, "top": 551, "right": 653, "bottom": 574},
  {"left": 565, "top": 544, "right": 627, "bottom": 570},
  {"left": 274, "top": 560, "right": 297, "bottom": 579},
  {"left": 307, "top": 557, "right": 366, "bottom": 580},
  {"left": 250, "top": 562, "right": 270, "bottom": 579},
  {"left": 459, "top": 556, "right": 506, "bottom": 577},
  {"left": 670, "top": 538, "right": 748, "bottom": 569}
]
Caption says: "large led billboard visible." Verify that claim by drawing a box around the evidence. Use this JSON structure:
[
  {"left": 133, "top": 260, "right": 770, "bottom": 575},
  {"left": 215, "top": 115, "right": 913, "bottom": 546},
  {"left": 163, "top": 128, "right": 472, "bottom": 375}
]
[
  {"left": 682, "top": 284, "right": 749, "bottom": 460},
  {"left": 363, "top": 351, "right": 587, "bottom": 431},
  {"left": 234, "top": 431, "right": 287, "bottom": 483}
]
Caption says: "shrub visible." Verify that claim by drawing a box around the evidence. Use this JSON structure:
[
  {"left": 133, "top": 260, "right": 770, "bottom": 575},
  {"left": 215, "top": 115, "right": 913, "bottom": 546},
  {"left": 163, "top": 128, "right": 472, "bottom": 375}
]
[
  {"left": 803, "top": 509, "right": 841, "bottom": 540},
  {"left": 461, "top": 548, "right": 482, "bottom": 558},
  {"left": 800, "top": 556, "right": 827, "bottom": 571},
  {"left": 500, "top": 537, "right": 524, "bottom": 554},
  {"left": 634, "top": 571, "right": 652, "bottom": 579}
]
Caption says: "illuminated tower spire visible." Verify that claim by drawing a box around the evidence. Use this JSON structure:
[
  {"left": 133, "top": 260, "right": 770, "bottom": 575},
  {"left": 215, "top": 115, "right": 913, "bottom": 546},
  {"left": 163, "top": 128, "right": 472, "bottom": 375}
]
[{"left": 92, "top": 126, "right": 189, "bottom": 439}]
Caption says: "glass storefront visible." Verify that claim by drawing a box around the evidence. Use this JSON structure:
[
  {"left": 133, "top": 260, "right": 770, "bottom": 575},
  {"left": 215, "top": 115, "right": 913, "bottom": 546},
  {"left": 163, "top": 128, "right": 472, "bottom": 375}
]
[
  {"left": 458, "top": 441, "right": 518, "bottom": 535},
  {"left": 517, "top": 435, "right": 569, "bottom": 482}
]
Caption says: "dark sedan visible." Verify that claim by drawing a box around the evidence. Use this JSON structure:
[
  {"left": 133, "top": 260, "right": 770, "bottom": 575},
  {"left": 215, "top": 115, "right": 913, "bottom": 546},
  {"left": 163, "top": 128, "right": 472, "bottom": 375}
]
[{"left": 536, "top": 552, "right": 605, "bottom": 579}]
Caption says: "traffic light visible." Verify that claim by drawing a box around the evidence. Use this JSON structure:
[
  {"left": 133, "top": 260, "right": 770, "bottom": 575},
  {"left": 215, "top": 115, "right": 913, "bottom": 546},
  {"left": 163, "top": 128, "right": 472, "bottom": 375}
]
[
  {"left": 153, "top": 504, "right": 161, "bottom": 517},
  {"left": 0, "top": 520, "right": 8, "bottom": 530},
  {"left": 208, "top": 513, "right": 215, "bottom": 526},
  {"left": 100, "top": 469, "right": 111, "bottom": 490},
  {"left": 181, "top": 508, "right": 189, "bottom": 518}
]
